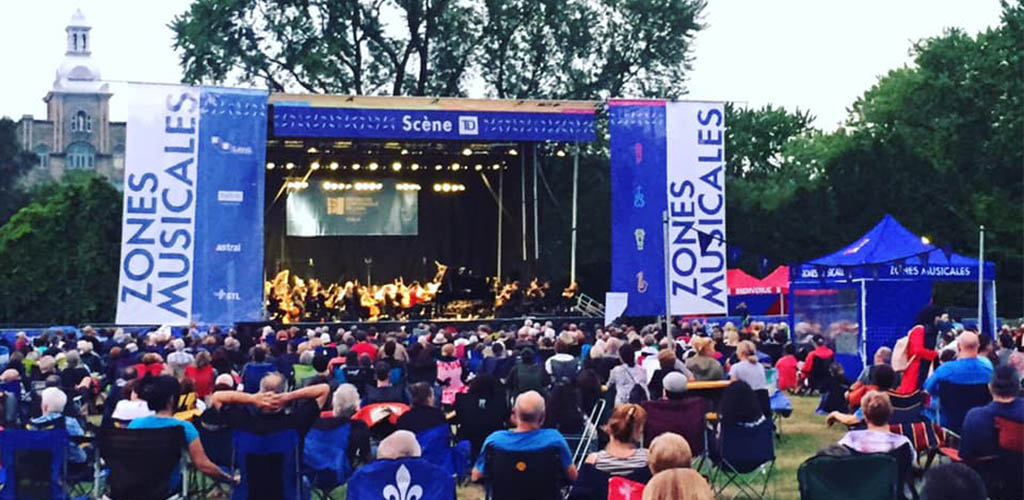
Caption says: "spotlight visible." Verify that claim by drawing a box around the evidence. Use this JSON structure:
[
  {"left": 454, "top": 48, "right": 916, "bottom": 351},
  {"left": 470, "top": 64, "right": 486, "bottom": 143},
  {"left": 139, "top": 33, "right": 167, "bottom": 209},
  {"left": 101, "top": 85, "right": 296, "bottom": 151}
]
[
  {"left": 433, "top": 183, "right": 442, "bottom": 192},
  {"left": 352, "top": 163, "right": 361, "bottom": 171},
  {"left": 401, "top": 149, "right": 409, "bottom": 155},
  {"left": 392, "top": 161, "right": 402, "bottom": 172},
  {"left": 286, "top": 162, "right": 296, "bottom": 170},
  {"left": 435, "top": 164, "right": 443, "bottom": 171},
  {"left": 306, "top": 147, "right": 319, "bottom": 154},
  {"left": 451, "top": 163, "right": 460, "bottom": 171},
  {"left": 368, "top": 162, "right": 379, "bottom": 171},
  {"left": 442, "top": 184, "right": 452, "bottom": 192},
  {"left": 410, "top": 163, "right": 420, "bottom": 171},
  {"left": 322, "top": 181, "right": 334, "bottom": 190},
  {"left": 491, "top": 164, "right": 501, "bottom": 170},
  {"left": 266, "top": 162, "right": 275, "bottom": 170},
  {"left": 555, "top": 149, "right": 566, "bottom": 157},
  {"left": 310, "top": 161, "right": 321, "bottom": 170},
  {"left": 329, "top": 162, "right": 339, "bottom": 170},
  {"left": 462, "top": 148, "right": 473, "bottom": 156},
  {"left": 508, "top": 148, "right": 518, "bottom": 156},
  {"left": 474, "top": 164, "right": 483, "bottom": 171},
  {"left": 921, "top": 236, "right": 931, "bottom": 245}
]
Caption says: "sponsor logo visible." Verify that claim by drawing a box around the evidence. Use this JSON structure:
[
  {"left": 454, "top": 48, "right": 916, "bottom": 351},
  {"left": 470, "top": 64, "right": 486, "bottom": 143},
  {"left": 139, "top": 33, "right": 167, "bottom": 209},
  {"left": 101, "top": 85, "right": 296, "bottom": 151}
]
[
  {"left": 210, "top": 135, "right": 254, "bottom": 155},
  {"left": 636, "top": 272, "right": 648, "bottom": 293},
  {"left": 218, "top": 190, "right": 244, "bottom": 203},
  {"left": 634, "top": 228, "right": 646, "bottom": 251},
  {"left": 214, "top": 289, "right": 240, "bottom": 301},
  {"left": 458, "top": 116, "right": 479, "bottom": 135},
  {"left": 215, "top": 243, "right": 241, "bottom": 252}
]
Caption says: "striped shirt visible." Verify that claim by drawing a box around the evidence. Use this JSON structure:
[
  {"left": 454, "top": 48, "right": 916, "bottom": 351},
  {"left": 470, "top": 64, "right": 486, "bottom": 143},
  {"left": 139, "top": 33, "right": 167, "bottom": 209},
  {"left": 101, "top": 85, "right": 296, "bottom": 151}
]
[{"left": 593, "top": 448, "right": 649, "bottom": 476}]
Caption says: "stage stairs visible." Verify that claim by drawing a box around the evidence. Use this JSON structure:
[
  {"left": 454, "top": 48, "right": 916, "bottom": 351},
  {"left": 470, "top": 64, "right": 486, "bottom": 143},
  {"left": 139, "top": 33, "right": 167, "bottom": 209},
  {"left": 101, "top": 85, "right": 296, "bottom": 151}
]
[{"left": 574, "top": 293, "right": 605, "bottom": 318}]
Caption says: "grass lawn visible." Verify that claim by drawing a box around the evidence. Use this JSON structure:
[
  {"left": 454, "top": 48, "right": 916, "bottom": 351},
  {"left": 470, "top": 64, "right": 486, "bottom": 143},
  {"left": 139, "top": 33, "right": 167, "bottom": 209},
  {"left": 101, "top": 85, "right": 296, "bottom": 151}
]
[{"left": 456, "top": 393, "right": 842, "bottom": 500}]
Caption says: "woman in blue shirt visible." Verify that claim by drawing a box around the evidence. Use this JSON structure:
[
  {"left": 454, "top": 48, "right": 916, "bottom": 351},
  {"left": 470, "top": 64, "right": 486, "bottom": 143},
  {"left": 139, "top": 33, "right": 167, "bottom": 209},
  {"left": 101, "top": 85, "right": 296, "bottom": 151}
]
[{"left": 127, "top": 375, "right": 235, "bottom": 491}]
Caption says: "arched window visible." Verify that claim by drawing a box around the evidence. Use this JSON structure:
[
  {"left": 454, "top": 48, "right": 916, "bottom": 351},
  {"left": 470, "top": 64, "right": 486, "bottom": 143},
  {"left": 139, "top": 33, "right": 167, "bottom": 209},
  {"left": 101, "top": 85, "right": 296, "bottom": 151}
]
[
  {"left": 70, "top": 110, "right": 92, "bottom": 133},
  {"left": 66, "top": 142, "right": 95, "bottom": 169},
  {"left": 34, "top": 144, "right": 50, "bottom": 168}
]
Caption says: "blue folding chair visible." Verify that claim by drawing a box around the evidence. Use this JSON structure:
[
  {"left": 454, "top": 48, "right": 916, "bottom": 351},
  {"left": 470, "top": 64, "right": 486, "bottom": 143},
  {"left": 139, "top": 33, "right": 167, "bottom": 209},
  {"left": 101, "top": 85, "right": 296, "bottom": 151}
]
[
  {"left": 0, "top": 428, "right": 69, "bottom": 500},
  {"left": 232, "top": 429, "right": 301, "bottom": 500},
  {"left": 416, "top": 424, "right": 470, "bottom": 481},
  {"left": 709, "top": 419, "right": 776, "bottom": 499},
  {"left": 935, "top": 382, "right": 991, "bottom": 436},
  {"left": 346, "top": 457, "right": 454, "bottom": 500},
  {"left": 303, "top": 422, "right": 353, "bottom": 499},
  {"left": 241, "top": 362, "right": 277, "bottom": 394}
]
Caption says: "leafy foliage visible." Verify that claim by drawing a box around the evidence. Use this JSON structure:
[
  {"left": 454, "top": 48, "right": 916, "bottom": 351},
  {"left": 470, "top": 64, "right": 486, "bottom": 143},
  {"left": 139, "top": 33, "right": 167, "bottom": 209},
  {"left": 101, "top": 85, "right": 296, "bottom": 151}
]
[
  {"left": 0, "top": 174, "right": 122, "bottom": 324},
  {"left": 0, "top": 118, "right": 39, "bottom": 224}
]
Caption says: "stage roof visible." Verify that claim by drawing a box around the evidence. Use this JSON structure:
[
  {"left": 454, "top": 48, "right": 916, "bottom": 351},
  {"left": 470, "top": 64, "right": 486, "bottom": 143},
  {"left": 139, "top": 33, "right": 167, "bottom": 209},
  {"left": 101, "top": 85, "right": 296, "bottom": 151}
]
[{"left": 269, "top": 94, "right": 598, "bottom": 143}]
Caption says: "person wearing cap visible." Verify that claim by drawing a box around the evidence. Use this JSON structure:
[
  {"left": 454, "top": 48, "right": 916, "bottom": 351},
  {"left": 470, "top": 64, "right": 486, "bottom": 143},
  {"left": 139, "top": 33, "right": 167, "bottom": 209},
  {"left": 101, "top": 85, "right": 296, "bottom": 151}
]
[
  {"left": 958, "top": 365, "right": 1023, "bottom": 461},
  {"left": 800, "top": 334, "right": 834, "bottom": 378}
]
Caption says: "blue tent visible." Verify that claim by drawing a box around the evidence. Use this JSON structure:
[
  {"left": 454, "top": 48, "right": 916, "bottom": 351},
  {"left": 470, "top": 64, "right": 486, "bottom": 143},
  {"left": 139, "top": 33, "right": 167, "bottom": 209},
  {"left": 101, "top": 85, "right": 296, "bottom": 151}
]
[{"left": 789, "top": 215, "right": 996, "bottom": 377}]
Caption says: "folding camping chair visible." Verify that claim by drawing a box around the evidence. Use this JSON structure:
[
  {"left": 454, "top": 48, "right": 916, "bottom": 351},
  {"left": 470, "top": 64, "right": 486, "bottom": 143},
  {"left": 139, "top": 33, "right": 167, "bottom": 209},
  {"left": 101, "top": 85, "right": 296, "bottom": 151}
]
[
  {"left": 798, "top": 451, "right": 898, "bottom": 500},
  {"left": 0, "top": 428, "right": 70, "bottom": 500},
  {"left": 483, "top": 447, "right": 569, "bottom": 500},
  {"left": 347, "top": 457, "right": 455, "bottom": 500},
  {"left": 232, "top": 429, "right": 302, "bottom": 500},
  {"left": 642, "top": 396, "right": 706, "bottom": 464},
  {"left": 935, "top": 383, "right": 992, "bottom": 437},
  {"left": 416, "top": 423, "right": 471, "bottom": 486},
  {"left": 241, "top": 362, "right": 277, "bottom": 394},
  {"left": 303, "top": 421, "right": 354, "bottom": 500},
  {"left": 97, "top": 426, "right": 189, "bottom": 500},
  {"left": 191, "top": 421, "right": 234, "bottom": 498},
  {"left": 709, "top": 418, "right": 776, "bottom": 499},
  {"left": 565, "top": 399, "right": 606, "bottom": 471}
]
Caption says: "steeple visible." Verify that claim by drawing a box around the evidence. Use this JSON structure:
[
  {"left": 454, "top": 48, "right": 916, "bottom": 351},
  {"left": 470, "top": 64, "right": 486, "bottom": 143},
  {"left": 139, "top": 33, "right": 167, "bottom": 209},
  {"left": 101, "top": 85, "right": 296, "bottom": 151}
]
[
  {"left": 53, "top": 8, "right": 105, "bottom": 92},
  {"left": 66, "top": 9, "right": 91, "bottom": 55}
]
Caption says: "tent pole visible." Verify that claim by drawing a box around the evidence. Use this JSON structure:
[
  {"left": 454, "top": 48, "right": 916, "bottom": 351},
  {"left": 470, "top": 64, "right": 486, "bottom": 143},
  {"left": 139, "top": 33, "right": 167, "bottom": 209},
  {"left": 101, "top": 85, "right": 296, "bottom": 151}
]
[
  {"left": 532, "top": 145, "right": 540, "bottom": 262},
  {"left": 570, "top": 142, "right": 579, "bottom": 284},
  {"left": 497, "top": 169, "right": 504, "bottom": 281},
  {"left": 520, "top": 144, "right": 527, "bottom": 262},
  {"left": 977, "top": 225, "right": 985, "bottom": 333},
  {"left": 860, "top": 279, "right": 868, "bottom": 367},
  {"left": 663, "top": 210, "right": 672, "bottom": 335}
]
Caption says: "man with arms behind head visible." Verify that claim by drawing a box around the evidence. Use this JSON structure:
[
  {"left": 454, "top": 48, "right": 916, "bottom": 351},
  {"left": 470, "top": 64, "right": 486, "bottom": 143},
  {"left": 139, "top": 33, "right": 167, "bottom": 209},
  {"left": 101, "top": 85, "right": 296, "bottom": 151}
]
[
  {"left": 471, "top": 390, "right": 577, "bottom": 482},
  {"left": 209, "top": 372, "right": 329, "bottom": 444}
]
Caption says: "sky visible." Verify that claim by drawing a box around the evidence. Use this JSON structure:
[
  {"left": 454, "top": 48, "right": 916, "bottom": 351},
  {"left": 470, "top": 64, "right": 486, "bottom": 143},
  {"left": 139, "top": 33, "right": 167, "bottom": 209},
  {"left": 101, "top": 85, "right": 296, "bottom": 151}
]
[{"left": 0, "top": 0, "right": 1005, "bottom": 129}]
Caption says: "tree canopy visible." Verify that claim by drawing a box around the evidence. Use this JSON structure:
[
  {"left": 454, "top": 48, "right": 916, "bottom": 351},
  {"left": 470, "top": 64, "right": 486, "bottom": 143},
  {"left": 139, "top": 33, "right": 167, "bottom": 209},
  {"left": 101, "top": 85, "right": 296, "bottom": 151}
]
[{"left": 0, "top": 118, "right": 39, "bottom": 224}]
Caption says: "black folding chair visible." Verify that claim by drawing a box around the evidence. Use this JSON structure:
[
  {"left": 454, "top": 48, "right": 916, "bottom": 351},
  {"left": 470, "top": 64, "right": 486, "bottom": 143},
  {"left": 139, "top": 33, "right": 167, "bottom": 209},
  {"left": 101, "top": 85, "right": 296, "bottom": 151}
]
[
  {"left": 709, "top": 419, "right": 776, "bottom": 499},
  {"left": 483, "top": 447, "right": 568, "bottom": 500},
  {"left": 97, "top": 426, "right": 188, "bottom": 500}
]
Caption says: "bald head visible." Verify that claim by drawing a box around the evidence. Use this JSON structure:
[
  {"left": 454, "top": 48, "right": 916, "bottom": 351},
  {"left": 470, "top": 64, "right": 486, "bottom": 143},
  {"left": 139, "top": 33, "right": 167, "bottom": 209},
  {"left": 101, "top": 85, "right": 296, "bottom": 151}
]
[
  {"left": 514, "top": 391, "right": 546, "bottom": 427},
  {"left": 958, "top": 332, "right": 980, "bottom": 357}
]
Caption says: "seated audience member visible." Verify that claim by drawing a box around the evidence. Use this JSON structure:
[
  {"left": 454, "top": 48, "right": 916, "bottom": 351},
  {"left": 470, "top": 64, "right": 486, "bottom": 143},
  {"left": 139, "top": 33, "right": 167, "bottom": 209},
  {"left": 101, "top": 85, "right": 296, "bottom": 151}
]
[
  {"left": 546, "top": 339, "right": 580, "bottom": 385},
  {"left": 510, "top": 348, "right": 548, "bottom": 397},
  {"left": 719, "top": 380, "right": 766, "bottom": 426},
  {"left": 377, "top": 429, "right": 422, "bottom": 459},
  {"left": 959, "top": 365, "right": 1024, "bottom": 460},
  {"left": 820, "top": 362, "right": 852, "bottom": 413},
  {"left": 59, "top": 350, "right": 92, "bottom": 393},
  {"left": 920, "top": 463, "right": 987, "bottom": 500},
  {"left": 185, "top": 351, "right": 215, "bottom": 400},
  {"left": 686, "top": 337, "right": 723, "bottom": 382},
  {"left": 801, "top": 335, "right": 835, "bottom": 380},
  {"left": 647, "top": 432, "right": 692, "bottom": 474},
  {"left": 312, "top": 384, "right": 371, "bottom": 466},
  {"left": 924, "top": 331, "right": 993, "bottom": 426},
  {"left": 648, "top": 350, "right": 678, "bottom": 400},
  {"left": 642, "top": 468, "right": 714, "bottom": 500},
  {"left": 365, "top": 361, "right": 409, "bottom": 404},
  {"left": 609, "top": 344, "right": 648, "bottom": 405},
  {"left": 111, "top": 379, "right": 156, "bottom": 422},
  {"left": 301, "top": 352, "right": 341, "bottom": 410},
  {"left": 397, "top": 382, "right": 448, "bottom": 434},
  {"left": 437, "top": 343, "right": 467, "bottom": 407},
  {"left": 729, "top": 341, "right": 767, "bottom": 391},
  {"left": 856, "top": 347, "right": 894, "bottom": 385},
  {"left": 584, "top": 403, "right": 648, "bottom": 476},
  {"left": 471, "top": 390, "right": 578, "bottom": 482},
  {"left": 847, "top": 364, "right": 897, "bottom": 411},
  {"left": 209, "top": 372, "right": 329, "bottom": 442},
  {"left": 837, "top": 391, "right": 915, "bottom": 459},
  {"left": 77, "top": 340, "right": 104, "bottom": 374},
  {"left": 31, "top": 387, "right": 87, "bottom": 464},
  {"left": 455, "top": 375, "right": 509, "bottom": 459},
  {"left": 127, "top": 375, "right": 234, "bottom": 488},
  {"left": 135, "top": 352, "right": 166, "bottom": 378},
  {"left": 544, "top": 382, "right": 585, "bottom": 435},
  {"left": 774, "top": 344, "right": 798, "bottom": 392}
]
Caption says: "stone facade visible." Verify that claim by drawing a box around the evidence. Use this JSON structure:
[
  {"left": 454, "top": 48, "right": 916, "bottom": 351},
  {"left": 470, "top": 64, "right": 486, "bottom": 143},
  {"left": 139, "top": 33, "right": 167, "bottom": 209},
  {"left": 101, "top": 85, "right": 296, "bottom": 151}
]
[{"left": 15, "top": 9, "right": 125, "bottom": 187}]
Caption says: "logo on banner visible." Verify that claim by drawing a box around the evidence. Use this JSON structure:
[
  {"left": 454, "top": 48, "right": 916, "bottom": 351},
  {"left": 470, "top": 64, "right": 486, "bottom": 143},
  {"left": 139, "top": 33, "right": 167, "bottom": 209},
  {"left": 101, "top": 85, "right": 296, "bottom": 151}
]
[
  {"left": 634, "top": 228, "right": 645, "bottom": 250},
  {"left": 210, "top": 135, "right": 254, "bottom": 155},
  {"left": 458, "top": 116, "right": 479, "bottom": 135},
  {"left": 215, "top": 243, "right": 241, "bottom": 252},
  {"left": 636, "top": 272, "right": 648, "bottom": 293},
  {"left": 214, "top": 289, "right": 240, "bottom": 301},
  {"left": 633, "top": 186, "right": 646, "bottom": 208},
  {"left": 217, "top": 190, "right": 244, "bottom": 203}
]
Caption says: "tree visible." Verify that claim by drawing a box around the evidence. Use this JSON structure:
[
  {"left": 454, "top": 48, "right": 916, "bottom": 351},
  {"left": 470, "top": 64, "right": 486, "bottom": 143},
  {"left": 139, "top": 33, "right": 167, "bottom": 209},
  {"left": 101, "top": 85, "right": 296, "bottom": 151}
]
[
  {"left": 0, "top": 174, "right": 122, "bottom": 323},
  {"left": 0, "top": 118, "right": 38, "bottom": 223}
]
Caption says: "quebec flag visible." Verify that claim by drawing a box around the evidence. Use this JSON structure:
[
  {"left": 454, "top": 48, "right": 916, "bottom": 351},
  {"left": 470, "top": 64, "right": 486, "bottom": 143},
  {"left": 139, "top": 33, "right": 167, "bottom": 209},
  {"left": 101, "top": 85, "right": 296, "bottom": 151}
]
[{"left": 115, "top": 84, "right": 267, "bottom": 325}]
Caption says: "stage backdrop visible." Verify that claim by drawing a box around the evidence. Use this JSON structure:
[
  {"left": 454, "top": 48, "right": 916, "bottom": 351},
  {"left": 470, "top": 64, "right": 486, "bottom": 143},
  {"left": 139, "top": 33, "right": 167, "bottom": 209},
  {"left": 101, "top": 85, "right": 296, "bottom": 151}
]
[
  {"left": 610, "top": 100, "right": 727, "bottom": 317},
  {"left": 116, "top": 84, "right": 267, "bottom": 325},
  {"left": 286, "top": 179, "right": 418, "bottom": 236}
]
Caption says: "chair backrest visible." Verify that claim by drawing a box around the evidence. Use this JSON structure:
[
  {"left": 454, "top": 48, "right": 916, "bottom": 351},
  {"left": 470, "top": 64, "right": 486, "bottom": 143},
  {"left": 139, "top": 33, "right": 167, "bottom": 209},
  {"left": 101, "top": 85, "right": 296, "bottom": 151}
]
[
  {"left": 641, "top": 397, "right": 706, "bottom": 457},
  {"left": 302, "top": 421, "right": 353, "bottom": 490},
  {"left": 242, "top": 362, "right": 277, "bottom": 394},
  {"left": 994, "top": 416, "right": 1024, "bottom": 454},
  {"left": 232, "top": 429, "right": 300, "bottom": 500},
  {"left": 936, "top": 383, "right": 992, "bottom": 433},
  {"left": 809, "top": 355, "right": 834, "bottom": 387},
  {"left": 198, "top": 422, "right": 233, "bottom": 468},
  {"left": 292, "top": 364, "right": 316, "bottom": 386},
  {"left": 798, "top": 451, "right": 898, "bottom": 500},
  {"left": 484, "top": 447, "right": 566, "bottom": 500},
  {"left": 417, "top": 424, "right": 471, "bottom": 480},
  {"left": 0, "top": 428, "right": 68, "bottom": 500},
  {"left": 346, "top": 457, "right": 455, "bottom": 500},
  {"left": 719, "top": 418, "right": 775, "bottom": 473},
  {"left": 887, "top": 390, "right": 926, "bottom": 424},
  {"left": 98, "top": 426, "right": 186, "bottom": 500}
]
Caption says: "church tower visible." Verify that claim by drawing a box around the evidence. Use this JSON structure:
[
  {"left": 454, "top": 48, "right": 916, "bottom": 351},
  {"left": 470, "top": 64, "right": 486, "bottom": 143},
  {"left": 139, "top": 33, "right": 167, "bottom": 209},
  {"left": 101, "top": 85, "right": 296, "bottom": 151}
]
[{"left": 17, "top": 9, "right": 126, "bottom": 184}]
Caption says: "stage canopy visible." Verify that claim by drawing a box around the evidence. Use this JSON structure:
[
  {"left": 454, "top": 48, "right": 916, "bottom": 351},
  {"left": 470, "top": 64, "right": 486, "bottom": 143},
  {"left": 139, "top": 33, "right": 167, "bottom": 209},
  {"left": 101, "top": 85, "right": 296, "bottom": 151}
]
[
  {"left": 727, "top": 266, "right": 789, "bottom": 316},
  {"left": 789, "top": 214, "right": 997, "bottom": 378}
]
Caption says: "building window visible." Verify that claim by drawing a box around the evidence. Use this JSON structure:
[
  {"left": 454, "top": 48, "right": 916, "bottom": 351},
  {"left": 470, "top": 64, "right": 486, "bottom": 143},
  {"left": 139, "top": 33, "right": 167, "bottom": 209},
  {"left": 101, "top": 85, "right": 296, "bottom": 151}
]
[
  {"left": 66, "top": 142, "right": 95, "bottom": 169},
  {"left": 70, "top": 110, "right": 92, "bottom": 133},
  {"left": 34, "top": 144, "right": 50, "bottom": 168},
  {"left": 113, "top": 144, "right": 125, "bottom": 170}
]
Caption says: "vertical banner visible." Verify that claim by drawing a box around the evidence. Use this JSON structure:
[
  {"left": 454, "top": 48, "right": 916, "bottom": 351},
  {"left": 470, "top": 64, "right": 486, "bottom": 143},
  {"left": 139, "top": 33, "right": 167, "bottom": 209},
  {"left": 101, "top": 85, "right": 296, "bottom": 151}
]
[
  {"left": 666, "top": 102, "right": 727, "bottom": 315},
  {"left": 609, "top": 100, "right": 667, "bottom": 316},
  {"left": 610, "top": 100, "right": 726, "bottom": 317},
  {"left": 116, "top": 84, "right": 267, "bottom": 325}
]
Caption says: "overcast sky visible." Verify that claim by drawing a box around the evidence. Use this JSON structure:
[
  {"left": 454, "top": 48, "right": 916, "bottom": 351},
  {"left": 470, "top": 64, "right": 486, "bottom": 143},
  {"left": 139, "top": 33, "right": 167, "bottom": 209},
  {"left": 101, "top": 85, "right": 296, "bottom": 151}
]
[{"left": 0, "top": 0, "right": 1004, "bottom": 129}]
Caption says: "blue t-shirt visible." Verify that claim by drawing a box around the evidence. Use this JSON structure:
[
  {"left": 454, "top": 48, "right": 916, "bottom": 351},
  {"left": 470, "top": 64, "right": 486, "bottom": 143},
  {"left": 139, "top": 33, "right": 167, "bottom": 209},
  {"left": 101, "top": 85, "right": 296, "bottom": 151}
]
[
  {"left": 127, "top": 415, "right": 199, "bottom": 493},
  {"left": 473, "top": 428, "right": 572, "bottom": 475},
  {"left": 924, "top": 358, "right": 993, "bottom": 395},
  {"left": 959, "top": 399, "right": 1024, "bottom": 460}
]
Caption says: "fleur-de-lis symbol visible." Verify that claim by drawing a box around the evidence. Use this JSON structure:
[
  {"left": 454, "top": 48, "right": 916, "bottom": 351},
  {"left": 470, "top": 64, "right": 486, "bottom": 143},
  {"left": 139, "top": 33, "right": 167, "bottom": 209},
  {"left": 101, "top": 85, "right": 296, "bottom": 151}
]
[{"left": 382, "top": 465, "right": 423, "bottom": 500}]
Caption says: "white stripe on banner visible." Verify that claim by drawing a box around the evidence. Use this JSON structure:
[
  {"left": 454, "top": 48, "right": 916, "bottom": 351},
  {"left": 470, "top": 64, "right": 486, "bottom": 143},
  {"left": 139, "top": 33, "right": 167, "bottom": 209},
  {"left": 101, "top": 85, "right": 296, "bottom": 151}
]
[
  {"left": 665, "top": 102, "right": 727, "bottom": 315},
  {"left": 116, "top": 84, "right": 200, "bottom": 324}
]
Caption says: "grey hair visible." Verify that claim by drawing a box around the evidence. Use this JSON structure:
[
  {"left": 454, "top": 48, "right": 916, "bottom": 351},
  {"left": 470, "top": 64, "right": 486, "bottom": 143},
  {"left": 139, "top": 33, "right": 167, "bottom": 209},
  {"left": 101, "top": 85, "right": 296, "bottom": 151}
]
[
  {"left": 259, "top": 372, "right": 286, "bottom": 393},
  {"left": 64, "top": 350, "right": 80, "bottom": 368},
  {"left": 376, "top": 430, "right": 422, "bottom": 459},
  {"left": 332, "top": 384, "right": 360, "bottom": 419},
  {"left": 41, "top": 387, "right": 67, "bottom": 414},
  {"left": 299, "top": 350, "right": 315, "bottom": 365},
  {"left": 875, "top": 346, "right": 892, "bottom": 364}
]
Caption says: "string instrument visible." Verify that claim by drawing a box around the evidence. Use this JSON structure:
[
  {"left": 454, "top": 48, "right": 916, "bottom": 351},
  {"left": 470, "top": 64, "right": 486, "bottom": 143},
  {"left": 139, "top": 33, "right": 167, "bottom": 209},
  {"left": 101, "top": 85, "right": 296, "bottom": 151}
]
[
  {"left": 360, "top": 289, "right": 380, "bottom": 319},
  {"left": 495, "top": 283, "right": 515, "bottom": 308}
]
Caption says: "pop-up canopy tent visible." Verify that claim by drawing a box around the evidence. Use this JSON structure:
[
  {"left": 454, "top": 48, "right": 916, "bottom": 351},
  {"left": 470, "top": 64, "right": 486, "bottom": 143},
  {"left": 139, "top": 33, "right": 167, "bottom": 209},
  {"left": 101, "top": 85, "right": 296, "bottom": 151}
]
[
  {"left": 727, "top": 266, "right": 789, "bottom": 315},
  {"left": 789, "top": 215, "right": 996, "bottom": 377}
]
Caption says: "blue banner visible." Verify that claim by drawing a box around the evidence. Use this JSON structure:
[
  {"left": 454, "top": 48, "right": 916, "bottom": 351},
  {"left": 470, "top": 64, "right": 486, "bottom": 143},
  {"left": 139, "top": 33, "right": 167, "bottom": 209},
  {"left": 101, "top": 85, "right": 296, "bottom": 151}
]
[
  {"left": 191, "top": 88, "right": 268, "bottom": 324},
  {"left": 609, "top": 101, "right": 667, "bottom": 316},
  {"left": 272, "top": 106, "right": 595, "bottom": 142}
]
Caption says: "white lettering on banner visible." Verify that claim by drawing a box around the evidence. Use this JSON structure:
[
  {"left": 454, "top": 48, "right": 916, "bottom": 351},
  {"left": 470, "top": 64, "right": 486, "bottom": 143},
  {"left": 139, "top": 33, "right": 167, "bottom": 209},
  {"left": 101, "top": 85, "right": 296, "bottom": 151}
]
[
  {"left": 116, "top": 85, "right": 200, "bottom": 325},
  {"left": 218, "top": 190, "right": 244, "bottom": 203},
  {"left": 215, "top": 243, "right": 241, "bottom": 252},
  {"left": 665, "top": 102, "right": 727, "bottom": 314},
  {"left": 214, "top": 289, "right": 240, "bottom": 301},
  {"left": 401, "top": 115, "right": 454, "bottom": 133},
  {"left": 458, "top": 116, "right": 479, "bottom": 135}
]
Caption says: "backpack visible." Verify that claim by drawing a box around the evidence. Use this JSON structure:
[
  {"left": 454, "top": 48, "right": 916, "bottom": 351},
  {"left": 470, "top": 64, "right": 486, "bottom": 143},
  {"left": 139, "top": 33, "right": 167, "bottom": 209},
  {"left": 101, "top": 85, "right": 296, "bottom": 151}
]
[
  {"left": 625, "top": 368, "right": 649, "bottom": 404},
  {"left": 891, "top": 331, "right": 915, "bottom": 372}
]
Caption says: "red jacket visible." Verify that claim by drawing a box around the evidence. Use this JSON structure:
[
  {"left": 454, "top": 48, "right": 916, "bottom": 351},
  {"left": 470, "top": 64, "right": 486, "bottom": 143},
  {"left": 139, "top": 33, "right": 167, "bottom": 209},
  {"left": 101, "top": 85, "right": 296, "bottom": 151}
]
[
  {"left": 351, "top": 342, "right": 378, "bottom": 362},
  {"left": 801, "top": 345, "right": 834, "bottom": 376},
  {"left": 775, "top": 355, "right": 798, "bottom": 390},
  {"left": 186, "top": 364, "right": 214, "bottom": 399}
]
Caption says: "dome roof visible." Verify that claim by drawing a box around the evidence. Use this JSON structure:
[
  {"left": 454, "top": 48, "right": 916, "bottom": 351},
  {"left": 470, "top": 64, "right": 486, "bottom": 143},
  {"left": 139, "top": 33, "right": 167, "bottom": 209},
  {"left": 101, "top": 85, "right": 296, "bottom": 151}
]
[{"left": 57, "top": 55, "right": 101, "bottom": 82}]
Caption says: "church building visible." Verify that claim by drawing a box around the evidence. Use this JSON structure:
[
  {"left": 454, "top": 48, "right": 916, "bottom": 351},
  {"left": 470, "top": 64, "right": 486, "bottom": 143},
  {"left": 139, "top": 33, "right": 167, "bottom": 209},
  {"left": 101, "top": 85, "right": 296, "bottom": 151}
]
[{"left": 16, "top": 9, "right": 125, "bottom": 185}]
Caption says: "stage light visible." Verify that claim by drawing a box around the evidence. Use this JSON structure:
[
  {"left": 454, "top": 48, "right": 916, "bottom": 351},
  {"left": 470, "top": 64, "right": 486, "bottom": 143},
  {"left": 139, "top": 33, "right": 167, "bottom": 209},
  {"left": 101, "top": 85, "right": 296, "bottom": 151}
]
[
  {"left": 322, "top": 181, "right": 334, "bottom": 190},
  {"left": 434, "top": 164, "right": 443, "bottom": 171},
  {"left": 266, "top": 162, "right": 275, "bottom": 170},
  {"left": 396, "top": 183, "right": 421, "bottom": 191},
  {"left": 508, "top": 148, "right": 518, "bottom": 156},
  {"left": 307, "top": 147, "right": 319, "bottom": 154},
  {"left": 286, "top": 180, "right": 309, "bottom": 190},
  {"left": 401, "top": 149, "right": 409, "bottom": 155},
  {"left": 392, "top": 161, "right": 402, "bottom": 172},
  {"left": 921, "top": 236, "right": 931, "bottom": 245},
  {"left": 492, "top": 164, "right": 501, "bottom": 170},
  {"left": 329, "top": 162, "right": 339, "bottom": 170},
  {"left": 474, "top": 164, "right": 483, "bottom": 171},
  {"left": 555, "top": 149, "right": 566, "bottom": 157},
  {"left": 310, "top": 161, "right": 321, "bottom": 170},
  {"left": 410, "top": 163, "right": 420, "bottom": 171},
  {"left": 462, "top": 148, "right": 473, "bottom": 156},
  {"left": 368, "top": 162, "right": 379, "bottom": 171},
  {"left": 451, "top": 162, "right": 460, "bottom": 171},
  {"left": 433, "top": 183, "right": 441, "bottom": 192},
  {"left": 286, "top": 162, "right": 296, "bottom": 170},
  {"left": 442, "top": 184, "right": 452, "bottom": 192},
  {"left": 352, "top": 163, "right": 361, "bottom": 170}
]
